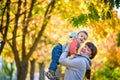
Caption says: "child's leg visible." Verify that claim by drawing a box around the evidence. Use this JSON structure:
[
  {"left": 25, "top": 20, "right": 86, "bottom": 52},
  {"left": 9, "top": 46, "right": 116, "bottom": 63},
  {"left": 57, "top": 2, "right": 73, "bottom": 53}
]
[
  {"left": 49, "top": 44, "right": 62, "bottom": 71},
  {"left": 46, "top": 44, "right": 62, "bottom": 79}
]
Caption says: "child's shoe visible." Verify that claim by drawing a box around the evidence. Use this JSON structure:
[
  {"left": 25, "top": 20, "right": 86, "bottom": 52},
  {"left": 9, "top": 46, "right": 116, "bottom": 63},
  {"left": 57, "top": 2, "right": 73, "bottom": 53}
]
[
  {"left": 50, "top": 77, "right": 59, "bottom": 80},
  {"left": 45, "top": 70, "right": 56, "bottom": 79}
]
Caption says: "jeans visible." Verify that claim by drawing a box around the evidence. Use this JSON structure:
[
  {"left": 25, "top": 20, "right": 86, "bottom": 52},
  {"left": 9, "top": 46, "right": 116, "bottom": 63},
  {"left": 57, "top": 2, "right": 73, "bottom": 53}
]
[{"left": 49, "top": 44, "right": 62, "bottom": 71}]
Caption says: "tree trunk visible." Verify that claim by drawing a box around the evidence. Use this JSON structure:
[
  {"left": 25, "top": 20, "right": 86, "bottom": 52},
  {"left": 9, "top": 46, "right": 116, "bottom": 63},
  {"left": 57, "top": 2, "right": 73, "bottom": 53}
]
[
  {"left": 39, "top": 63, "right": 45, "bottom": 80},
  {"left": 30, "top": 59, "right": 35, "bottom": 80},
  {"left": 17, "top": 62, "right": 28, "bottom": 80}
]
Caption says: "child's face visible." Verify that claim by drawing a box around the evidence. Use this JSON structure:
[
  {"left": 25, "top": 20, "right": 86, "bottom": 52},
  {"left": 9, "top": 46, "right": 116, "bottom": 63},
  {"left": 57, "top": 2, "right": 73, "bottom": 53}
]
[
  {"left": 80, "top": 45, "right": 92, "bottom": 56},
  {"left": 77, "top": 32, "right": 88, "bottom": 44}
]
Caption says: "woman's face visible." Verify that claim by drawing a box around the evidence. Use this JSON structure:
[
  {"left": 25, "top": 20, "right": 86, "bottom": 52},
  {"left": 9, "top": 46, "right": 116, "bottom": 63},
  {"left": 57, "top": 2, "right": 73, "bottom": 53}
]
[
  {"left": 77, "top": 32, "right": 88, "bottom": 44},
  {"left": 80, "top": 45, "right": 92, "bottom": 56}
]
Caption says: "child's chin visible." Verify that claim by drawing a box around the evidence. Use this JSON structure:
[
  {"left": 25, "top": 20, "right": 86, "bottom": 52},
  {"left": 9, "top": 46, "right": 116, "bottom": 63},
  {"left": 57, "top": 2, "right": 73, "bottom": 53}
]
[{"left": 79, "top": 42, "right": 83, "bottom": 44}]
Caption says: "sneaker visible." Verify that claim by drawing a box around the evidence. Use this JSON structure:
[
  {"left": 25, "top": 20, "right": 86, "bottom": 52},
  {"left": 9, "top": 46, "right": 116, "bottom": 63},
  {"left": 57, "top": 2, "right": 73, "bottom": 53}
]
[
  {"left": 49, "top": 77, "right": 59, "bottom": 80},
  {"left": 45, "top": 70, "right": 55, "bottom": 79},
  {"left": 53, "top": 77, "right": 59, "bottom": 80}
]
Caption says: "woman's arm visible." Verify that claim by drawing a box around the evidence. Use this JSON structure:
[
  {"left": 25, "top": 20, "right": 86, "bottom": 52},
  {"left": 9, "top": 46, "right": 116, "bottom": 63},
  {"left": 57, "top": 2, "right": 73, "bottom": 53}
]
[{"left": 59, "top": 46, "right": 86, "bottom": 69}]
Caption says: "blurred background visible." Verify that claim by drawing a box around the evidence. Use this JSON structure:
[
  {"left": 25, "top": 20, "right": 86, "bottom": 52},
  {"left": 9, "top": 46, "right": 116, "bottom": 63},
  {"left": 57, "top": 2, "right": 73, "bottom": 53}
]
[{"left": 0, "top": 0, "right": 120, "bottom": 80}]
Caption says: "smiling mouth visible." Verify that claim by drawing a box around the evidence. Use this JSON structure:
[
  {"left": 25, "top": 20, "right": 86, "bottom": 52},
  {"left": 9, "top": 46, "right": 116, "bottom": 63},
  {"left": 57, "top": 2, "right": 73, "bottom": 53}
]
[{"left": 80, "top": 39, "right": 83, "bottom": 42}]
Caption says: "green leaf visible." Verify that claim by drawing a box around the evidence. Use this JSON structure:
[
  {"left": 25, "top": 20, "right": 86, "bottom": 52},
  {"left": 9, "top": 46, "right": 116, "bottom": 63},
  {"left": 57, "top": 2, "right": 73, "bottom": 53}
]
[
  {"left": 32, "top": 6, "right": 44, "bottom": 15},
  {"left": 115, "top": 0, "right": 120, "bottom": 8},
  {"left": 104, "top": 0, "right": 108, "bottom": 4},
  {"left": 109, "top": 0, "right": 114, "bottom": 10},
  {"left": 71, "top": 17, "right": 80, "bottom": 27},
  {"left": 3, "top": 60, "right": 11, "bottom": 77},
  {"left": 71, "top": 14, "right": 87, "bottom": 27},
  {"left": 88, "top": 4, "right": 100, "bottom": 21},
  {"left": 106, "top": 11, "right": 111, "bottom": 19},
  {"left": 78, "top": 14, "right": 87, "bottom": 26}
]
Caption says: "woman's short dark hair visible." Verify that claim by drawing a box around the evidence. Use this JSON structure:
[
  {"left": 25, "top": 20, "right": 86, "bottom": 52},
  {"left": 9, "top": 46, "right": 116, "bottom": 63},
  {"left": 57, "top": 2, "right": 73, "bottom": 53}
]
[
  {"left": 85, "top": 42, "right": 97, "bottom": 59},
  {"left": 85, "top": 42, "right": 97, "bottom": 79}
]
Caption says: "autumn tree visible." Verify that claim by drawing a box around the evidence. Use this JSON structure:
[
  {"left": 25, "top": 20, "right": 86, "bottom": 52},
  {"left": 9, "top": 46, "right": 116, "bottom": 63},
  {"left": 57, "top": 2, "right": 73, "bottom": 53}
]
[
  {"left": 1, "top": 0, "right": 120, "bottom": 80},
  {"left": 0, "top": 0, "right": 56, "bottom": 80}
]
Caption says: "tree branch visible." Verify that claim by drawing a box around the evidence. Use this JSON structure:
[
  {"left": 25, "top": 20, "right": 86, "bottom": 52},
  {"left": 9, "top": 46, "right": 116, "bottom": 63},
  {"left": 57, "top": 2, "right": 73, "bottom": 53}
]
[
  {"left": 22, "top": 0, "right": 27, "bottom": 61},
  {"left": 0, "top": 0, "right": 7, "bottom": 34},
  {"left": 24, "top": 0, "right": 56, "bottom": 62},
  {"left": 0, "top": 0, "right": 10, "bottom": 55},
  {"left": 12, "top": 0, "right": 21, "bottom": 67},
  {"left": 9, "top": 0, "right": 45, "bottom": 24},
  {"left": 22, "top": 0, "right": 36, "bottom": 61}
]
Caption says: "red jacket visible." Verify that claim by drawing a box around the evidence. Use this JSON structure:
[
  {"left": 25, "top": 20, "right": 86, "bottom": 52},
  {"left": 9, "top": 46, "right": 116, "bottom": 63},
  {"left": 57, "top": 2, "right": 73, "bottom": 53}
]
[{"left": 69, "top": 38, "right": 79, "bottom": 55}]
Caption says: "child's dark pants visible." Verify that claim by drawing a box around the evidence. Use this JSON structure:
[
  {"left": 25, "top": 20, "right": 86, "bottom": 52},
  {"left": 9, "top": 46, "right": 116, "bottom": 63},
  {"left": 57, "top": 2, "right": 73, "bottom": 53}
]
[{"left": 49, "top": 44, "right": 62, "bottom": 71}]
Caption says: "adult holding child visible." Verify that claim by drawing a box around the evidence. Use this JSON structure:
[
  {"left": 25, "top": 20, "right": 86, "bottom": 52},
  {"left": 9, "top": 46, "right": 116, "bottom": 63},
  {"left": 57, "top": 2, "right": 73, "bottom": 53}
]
[
  {"left": 46, "top": 31, "right": 88, "bottom": 80},
  {"left": 59, "top": 42, "right": 97, "bottom": 80}
]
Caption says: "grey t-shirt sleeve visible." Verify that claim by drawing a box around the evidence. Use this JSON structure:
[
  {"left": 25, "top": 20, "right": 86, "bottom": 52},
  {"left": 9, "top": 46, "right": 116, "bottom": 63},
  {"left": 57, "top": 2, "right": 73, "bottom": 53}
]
[{"left": 59, "top": 46, "right": 86, "bottom": 69}]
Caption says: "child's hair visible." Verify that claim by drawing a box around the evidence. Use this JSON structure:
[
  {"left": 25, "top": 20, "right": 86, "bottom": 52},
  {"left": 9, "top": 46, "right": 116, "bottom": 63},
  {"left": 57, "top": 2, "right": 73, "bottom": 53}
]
[
  {"left": 78, "top": 30, "right": 88, "bottom": 37},
  {"left": 85, "top": 42, "right": 97, "bottom": 59},
  {"left": 85, "top": 42, "right": 97, "bottom": 79}
]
